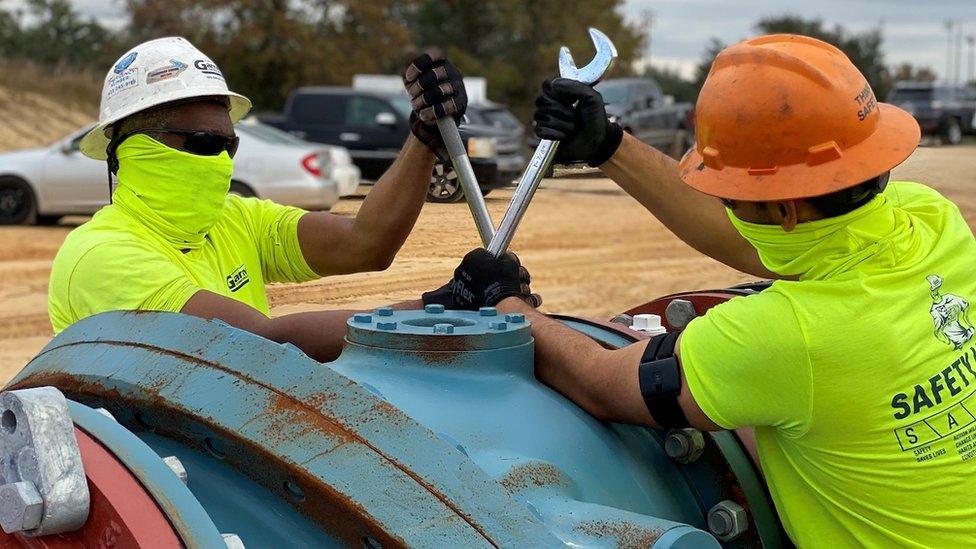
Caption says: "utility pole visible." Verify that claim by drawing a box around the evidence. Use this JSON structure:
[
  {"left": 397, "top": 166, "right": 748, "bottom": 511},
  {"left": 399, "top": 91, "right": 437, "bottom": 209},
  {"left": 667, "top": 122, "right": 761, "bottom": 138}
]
[
  {"left": 641, "top": 8, "right": 656, "bottom": 65},
  {"left": 945, "top": 19, "right": 954, "bottom": 83},
  {"left": 955, "top": 22, "right": 964, "bottom": 84},
  {"left": 969, "top": 35, "right": 976, "bottom": 84}
]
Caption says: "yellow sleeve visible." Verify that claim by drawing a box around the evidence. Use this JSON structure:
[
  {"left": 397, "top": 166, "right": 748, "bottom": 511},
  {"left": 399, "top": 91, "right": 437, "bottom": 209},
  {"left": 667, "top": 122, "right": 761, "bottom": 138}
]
[
  {"left": 63, "top": 241, "right": 200, "bottom": 329},
  {"left": 228, "top": 195, "right": 319, "bottom": 284},
  {"left": 679, "top": 288, "right": 813, "bottom": 435}
]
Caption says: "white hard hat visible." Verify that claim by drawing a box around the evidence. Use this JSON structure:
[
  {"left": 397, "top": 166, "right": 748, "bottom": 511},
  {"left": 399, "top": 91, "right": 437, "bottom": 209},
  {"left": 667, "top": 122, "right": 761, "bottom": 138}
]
[{"left": 79, "top": 36, "right": 252, "bottom": 160}]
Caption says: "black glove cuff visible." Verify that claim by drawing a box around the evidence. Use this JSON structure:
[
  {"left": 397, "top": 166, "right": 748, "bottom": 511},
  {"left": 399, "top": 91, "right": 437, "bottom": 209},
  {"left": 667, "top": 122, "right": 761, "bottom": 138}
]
[{"left": 586, "top": 122, "right": 623, "bottom": 167}]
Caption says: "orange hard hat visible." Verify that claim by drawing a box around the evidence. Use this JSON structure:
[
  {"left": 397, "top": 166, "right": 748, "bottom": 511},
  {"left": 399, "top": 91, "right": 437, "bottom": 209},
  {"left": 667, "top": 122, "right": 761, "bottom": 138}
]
[{"left": 678, "top": 34, "right": 920, "bottom": 201}]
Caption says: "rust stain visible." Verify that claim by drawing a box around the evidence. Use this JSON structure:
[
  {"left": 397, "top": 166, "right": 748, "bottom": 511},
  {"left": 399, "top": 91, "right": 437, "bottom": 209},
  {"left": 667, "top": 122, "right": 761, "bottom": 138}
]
[
  {"left": 15, "top": 339, "right": 500, "bottom": 547},
  {"left": 498, "top": 462, "right": 567, "bottom": 493},
  {"left": 574, "top": 520, "right": 664, "bottom": 549}
]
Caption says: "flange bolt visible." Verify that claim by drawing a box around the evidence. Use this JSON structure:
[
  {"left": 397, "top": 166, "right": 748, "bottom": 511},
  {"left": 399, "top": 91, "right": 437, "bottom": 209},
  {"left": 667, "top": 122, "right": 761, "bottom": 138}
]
[
  {"left": 424, "top": 304, "right": 445, "bottom": 314},
  {"left": 707, "top": 500, "right": 748, "bottom": 541},
  {"left": 479, "top": 307, "right": 498, "bottom": 317},
  {"left": 664, "top": 428, "right": 705, "bottom": 464},
  {"left": 375, "top": 307, "right": 394, "bottom": 317},
  {"left": 505, "top": 313, "right": 525, "bottom": 324},
  {"left": 353, "top": 313, "right": 373, "bottom": 323},
  {"left": 665, "top": 299, "right": 697, "bottom": 330},
  {"left": 432, "top": 323, "right": 455, "bottom": 334}
]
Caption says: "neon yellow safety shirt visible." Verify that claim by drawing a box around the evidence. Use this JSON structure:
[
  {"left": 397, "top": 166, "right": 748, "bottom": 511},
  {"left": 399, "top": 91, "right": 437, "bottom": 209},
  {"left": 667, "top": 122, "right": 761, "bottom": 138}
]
[
  {"left": 48, "top": 194, "right": 318, "bottom": 334},
  {"left": 680, "top": 181, "right": 976, "bottom": 546}
]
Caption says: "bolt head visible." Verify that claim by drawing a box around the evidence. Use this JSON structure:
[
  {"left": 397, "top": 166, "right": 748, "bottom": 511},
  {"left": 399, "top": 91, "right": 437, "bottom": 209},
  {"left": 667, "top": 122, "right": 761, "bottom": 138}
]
[
  {"left": 488, "top": 321, "right": 508, "bottom": 331},
  {"left": 707, "top": 500, "right": 748, "bottom": 541},
  {"left": 432, "top": 323, "right": 455, "bottom": 334},
  {"left": 376, "top": 321, "right": 397, "bottom": 331},
  {"left": 664, "top": 428, "right": 705, "bottom": 463},
  {"left": 424, "top": 304, "right": 445, "bottom": 314},
  {"left": 353, "top": 313, "right": 373, "bottom": 323},
  {"left": 0, "top": 481, "right": 42, "bottom": 534},
  {"left": 665, "top": 299, "right": 697, "bottom": 329},
  {"left": 375, "top": 307, "right": 394, "bottom": 317},
  {"left": 479, "top": 307, "right": 498, "bottom": 317},
  {"left": 504, "top": 313, "right": 525, "bottom": 324}
]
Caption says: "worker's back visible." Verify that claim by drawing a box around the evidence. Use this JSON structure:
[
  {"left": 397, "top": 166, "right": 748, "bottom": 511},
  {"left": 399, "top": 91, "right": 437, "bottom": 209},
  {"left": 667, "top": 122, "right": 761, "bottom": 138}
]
[{"left": 680, "top": 181, "right": 976, "bottom": 546}]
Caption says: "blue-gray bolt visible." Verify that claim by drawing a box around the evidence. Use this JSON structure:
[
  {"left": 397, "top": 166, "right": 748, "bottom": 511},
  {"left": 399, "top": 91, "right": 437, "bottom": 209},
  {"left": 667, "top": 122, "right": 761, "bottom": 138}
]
[
  {"left": 425, "top": 304, "right": 445, "bottom": 314},
  {"left": 353, "top": 313, "right": 372, "bottom": 323},
  {"left": 479, "top": 306, "right": 498, "bottom": 317},
  {"left": 489, "top": 321, "right": 508, "bottom": 330},
  {"left": 376, "top": 321, "right": 397, "bottom": 331},
  {"left": 505, "top": 313, "right": 526, "bottom": 324},
  {"left": 433, "top": 323, "right": 455, "bottom": 334},
  {"left": 375, "top": 306, "right": 394, "bottom": 317}
]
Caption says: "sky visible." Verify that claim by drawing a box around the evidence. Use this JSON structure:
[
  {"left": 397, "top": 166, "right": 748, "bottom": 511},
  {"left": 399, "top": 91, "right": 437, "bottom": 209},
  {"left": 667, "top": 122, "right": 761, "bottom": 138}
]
[
  {"left": 621, "top": 0, "right": 976, "bottom": 81},
  {"left": 7, "top": 0, "right": 976, "bottom": 82}
]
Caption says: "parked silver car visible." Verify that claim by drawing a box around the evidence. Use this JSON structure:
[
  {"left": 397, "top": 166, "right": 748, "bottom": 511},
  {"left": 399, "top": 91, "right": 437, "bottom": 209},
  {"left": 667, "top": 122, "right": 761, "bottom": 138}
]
[{"left": 0, "top": 119, "right": 360, "bottom": 225}]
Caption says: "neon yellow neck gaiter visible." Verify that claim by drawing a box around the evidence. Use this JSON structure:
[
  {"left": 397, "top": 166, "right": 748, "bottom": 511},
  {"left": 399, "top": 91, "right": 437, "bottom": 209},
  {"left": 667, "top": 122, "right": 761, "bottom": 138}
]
[
  {"left": 113, "top": 134, "right": 233, "bottom": 250},
  {"left": 728, "top": 194, "right": 923, "bottom": 280}
]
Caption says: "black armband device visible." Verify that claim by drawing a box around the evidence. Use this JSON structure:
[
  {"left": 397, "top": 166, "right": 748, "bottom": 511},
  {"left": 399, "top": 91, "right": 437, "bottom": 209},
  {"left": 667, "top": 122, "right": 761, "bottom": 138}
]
[{"left": 638, "top": 332, "right": 690, "bottom": 428}]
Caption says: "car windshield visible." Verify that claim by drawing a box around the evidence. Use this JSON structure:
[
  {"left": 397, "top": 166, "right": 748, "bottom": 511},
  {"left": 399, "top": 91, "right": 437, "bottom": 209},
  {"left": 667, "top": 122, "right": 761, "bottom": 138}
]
[
  {"left": 595, "top": 82, "right": 630, "bottom": 105},
  {"left": 390, "top": 97, "right": 412, "bottom": 119},
  {"left": 479, "top": 108, "right": 520, "bottom": 129},
  {"left": 890, "top": 88, "right": 933, "bottom": 102},
  {"left": 236, "top": 120, "right": 308, "bottom": 145}
]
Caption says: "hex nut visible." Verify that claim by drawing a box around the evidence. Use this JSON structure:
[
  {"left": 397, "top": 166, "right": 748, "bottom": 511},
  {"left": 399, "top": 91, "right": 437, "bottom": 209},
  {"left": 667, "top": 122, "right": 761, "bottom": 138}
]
[
  {"left": 162, "top": 455, "right": 188, "bottom": 484},
  {"left": 0, "top": 481, "right": 43, "bottom": 534},
  {"left": 707, "top": 500, "right": 748, "bottom": 541},
  {"left": 664, "top": 428, "right": 705, "bottom": 464},
  {"left": 664, "top": 299, "right": 697, "bottom": 330}
]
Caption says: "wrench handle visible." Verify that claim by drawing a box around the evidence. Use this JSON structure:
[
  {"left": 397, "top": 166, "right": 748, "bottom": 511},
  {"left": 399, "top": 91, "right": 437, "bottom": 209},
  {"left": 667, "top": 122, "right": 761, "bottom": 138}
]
[
  {"left": 436, "top": 117, "right": 495, "bottom": 247},
  {"left": 486, "top": 138, "right": 559, "bottom": 257}
]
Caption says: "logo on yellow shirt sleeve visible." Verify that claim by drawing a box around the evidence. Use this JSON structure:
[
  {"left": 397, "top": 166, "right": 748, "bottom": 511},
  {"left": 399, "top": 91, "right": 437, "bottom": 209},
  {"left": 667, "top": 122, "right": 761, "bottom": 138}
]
[{"left": 226, "top": 265, "right": 250, "bottom": 293}]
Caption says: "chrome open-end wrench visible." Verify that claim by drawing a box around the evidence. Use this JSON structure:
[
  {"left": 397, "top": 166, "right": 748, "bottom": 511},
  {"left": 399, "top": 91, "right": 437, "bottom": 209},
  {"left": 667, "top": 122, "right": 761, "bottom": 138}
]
[
  {"left": 436, "top": 117, "right": 495, "bottom": 247},
  {"left": 486, "top": 28, "right": 617, "bottom": 257}
]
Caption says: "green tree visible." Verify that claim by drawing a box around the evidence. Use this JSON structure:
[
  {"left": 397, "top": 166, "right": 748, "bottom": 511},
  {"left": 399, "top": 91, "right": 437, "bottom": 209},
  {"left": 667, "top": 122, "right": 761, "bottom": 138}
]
[
  {"left": 408, "top": 0, "right": 645, "bottom": 122},
  {"left": 0, "top": 0, "right": 118, "bottom": 69},
  {"left": 124, "top": 0, "right": 417, "bottom": 111},
  {"left": 754, "top": 15, "right": 891, "bottom": 98},
  {"left": 890, "top": 63, "right": 936, "bottom": 84},
  {"left": 641, "top": 65, "right": 697, "bottom": 103}
]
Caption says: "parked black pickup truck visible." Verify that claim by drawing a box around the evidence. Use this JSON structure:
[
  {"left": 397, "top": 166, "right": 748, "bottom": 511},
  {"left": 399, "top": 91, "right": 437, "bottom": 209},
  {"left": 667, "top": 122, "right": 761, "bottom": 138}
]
[
  {"left": 595, "top": 77, "right": 695, "bottom": 157},
  {"left": 258, "top": 87, "right": 525, "bottom": 202},
  {"left": 888, "top": 82, "right": 976, "bottom": 145}
]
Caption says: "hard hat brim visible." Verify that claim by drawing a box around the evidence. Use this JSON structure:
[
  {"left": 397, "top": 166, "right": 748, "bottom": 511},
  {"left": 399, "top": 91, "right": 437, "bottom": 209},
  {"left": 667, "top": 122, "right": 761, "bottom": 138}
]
[
  {"left": 79, "top": 92, "right": 252, "bottom": 161},
  {"left": 678, "top": 103, "right": 921, "bottom": 201}
]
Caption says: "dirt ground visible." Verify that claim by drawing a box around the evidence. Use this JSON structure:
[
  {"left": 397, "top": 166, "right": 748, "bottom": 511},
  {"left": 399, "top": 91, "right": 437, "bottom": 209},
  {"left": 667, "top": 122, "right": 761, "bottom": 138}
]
[{"left": 1, "top": 143, "right": 975, "bottom": 380}]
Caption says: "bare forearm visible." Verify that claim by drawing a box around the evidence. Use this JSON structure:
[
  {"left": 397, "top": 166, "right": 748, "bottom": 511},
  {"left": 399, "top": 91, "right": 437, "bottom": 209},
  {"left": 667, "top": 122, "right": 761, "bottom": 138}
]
[
  {"left": 353, "top": 136, "right": 435, "bottom": 265},
  {"left": 496, "top": 298, "right": 653, "bottom": 424},
  {"left": 602, "top": 134, "right": 775, "bottom": 278}
]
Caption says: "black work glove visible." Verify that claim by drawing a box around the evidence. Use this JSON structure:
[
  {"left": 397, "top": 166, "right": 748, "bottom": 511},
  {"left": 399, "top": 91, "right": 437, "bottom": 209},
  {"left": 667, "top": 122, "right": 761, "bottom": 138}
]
[
  {"left": 422, "top": 249, "right": 542, "bottom": 310},
  {"left": 534, "top": 77, "right": 623, "bottom": 167},
  {"left": 403, "top": 53, "right": 468, "bottom": 160}
]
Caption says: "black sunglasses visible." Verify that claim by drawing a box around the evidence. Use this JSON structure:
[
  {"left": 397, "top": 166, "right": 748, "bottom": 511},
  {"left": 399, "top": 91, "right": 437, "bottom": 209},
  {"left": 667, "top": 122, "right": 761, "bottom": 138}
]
[{"left": 125, "top": 128, "right": 239, "bottom": 158}]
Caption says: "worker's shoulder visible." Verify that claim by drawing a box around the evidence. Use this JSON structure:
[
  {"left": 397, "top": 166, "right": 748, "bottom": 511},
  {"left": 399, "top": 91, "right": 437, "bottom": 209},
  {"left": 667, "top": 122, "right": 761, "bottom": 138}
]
[
  {"left": 687, "top": 286, "right": 802, "bottom": 337},
  {"left": 53, "top": 211, "right": 167, "bottom": 273},
  {"left": 885, "top": 180, "right": 952, "bottom": 208}
]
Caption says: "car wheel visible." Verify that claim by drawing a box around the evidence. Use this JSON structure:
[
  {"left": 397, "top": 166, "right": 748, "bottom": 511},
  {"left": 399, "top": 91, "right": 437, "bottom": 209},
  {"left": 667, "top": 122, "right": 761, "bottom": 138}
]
[
  {"left": 427, "top": 163, "right": 465, "bottom": 203},
  {"left": 0, "top": 176, "right": 37, "bottom": 225},
  {"left": 229, "top": 180, "right": 257, "bottom": 198},
  {"left": 941, "top": 118, "right": 963, "bottom": 145}
]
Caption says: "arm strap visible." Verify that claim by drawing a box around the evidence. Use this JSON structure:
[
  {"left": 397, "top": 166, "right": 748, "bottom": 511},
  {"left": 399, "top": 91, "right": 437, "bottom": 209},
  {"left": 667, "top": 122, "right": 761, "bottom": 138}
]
[{"left": 637, "top": 332, "right": 691, "bottom": 428}]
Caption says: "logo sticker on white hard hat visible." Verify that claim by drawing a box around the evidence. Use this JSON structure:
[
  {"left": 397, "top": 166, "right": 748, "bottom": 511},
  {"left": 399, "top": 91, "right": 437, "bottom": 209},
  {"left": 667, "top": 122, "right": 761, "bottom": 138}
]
[
  {"left": 113, "top": 51, "right": 137, "bottom": 74},
  {"left": 193, "top": 59, "right": 225, "bottom": 81},
  {"left": 146, "top": 59, "right": 188, "bottom": 84}
]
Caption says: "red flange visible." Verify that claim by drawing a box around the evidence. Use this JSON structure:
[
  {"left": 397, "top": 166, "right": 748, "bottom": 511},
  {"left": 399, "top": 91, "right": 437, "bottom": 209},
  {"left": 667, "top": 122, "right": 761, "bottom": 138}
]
[{"left": 0, "top": 427, "right": 181, "bottom": 548}]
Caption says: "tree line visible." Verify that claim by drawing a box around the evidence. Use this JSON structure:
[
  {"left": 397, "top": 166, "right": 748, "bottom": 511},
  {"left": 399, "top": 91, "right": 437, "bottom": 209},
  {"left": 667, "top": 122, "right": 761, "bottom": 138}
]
[{"left": 0, "top": 1, "right": 938, "bottom": 119}]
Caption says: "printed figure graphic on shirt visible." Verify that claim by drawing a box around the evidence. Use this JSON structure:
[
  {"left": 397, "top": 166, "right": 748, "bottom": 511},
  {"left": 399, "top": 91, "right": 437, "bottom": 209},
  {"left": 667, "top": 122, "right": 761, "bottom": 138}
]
[{"left": 928, "top": 274, "right": 975, "bottom": 350}]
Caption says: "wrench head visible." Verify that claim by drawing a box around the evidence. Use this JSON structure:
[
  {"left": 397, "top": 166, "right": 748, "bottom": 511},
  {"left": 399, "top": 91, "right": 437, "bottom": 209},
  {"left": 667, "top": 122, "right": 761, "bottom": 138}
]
[{"left": 558, "top": 28, "right": 618, "bottom": 84}]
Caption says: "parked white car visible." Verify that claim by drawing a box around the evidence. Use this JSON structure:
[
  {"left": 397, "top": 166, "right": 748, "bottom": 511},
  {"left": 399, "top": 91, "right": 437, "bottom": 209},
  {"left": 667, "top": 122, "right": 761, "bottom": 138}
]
[{"left": 0, "top": 119, "right": 360, "bottom": 225}]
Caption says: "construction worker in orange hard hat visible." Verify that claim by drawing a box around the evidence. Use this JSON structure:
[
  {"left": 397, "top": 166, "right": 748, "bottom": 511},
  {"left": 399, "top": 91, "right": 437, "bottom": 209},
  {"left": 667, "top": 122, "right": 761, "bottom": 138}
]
[{"left": 433, "top": 34, "right": 976, "bottom": 545}]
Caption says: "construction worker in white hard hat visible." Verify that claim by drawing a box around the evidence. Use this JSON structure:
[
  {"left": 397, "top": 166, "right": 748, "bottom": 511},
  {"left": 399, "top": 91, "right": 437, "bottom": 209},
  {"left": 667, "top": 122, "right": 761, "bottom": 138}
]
[
  {"left": 426, "top": 35, "right": 976, "bottom": 545},
  {"left": 49, "top": 37, "right": 468, "bottom": 361}
]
